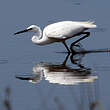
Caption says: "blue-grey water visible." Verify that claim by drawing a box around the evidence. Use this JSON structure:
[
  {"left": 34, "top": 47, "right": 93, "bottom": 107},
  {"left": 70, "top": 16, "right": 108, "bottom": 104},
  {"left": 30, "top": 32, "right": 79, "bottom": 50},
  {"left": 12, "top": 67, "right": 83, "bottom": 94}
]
[{"left": 0, "top": 0, "right": 110, "bottom": 110}]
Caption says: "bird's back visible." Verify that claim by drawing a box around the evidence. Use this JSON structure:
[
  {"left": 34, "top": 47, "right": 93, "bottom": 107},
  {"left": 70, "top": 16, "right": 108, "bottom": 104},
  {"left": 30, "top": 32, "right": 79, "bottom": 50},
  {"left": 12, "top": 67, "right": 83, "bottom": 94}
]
[
  {"left": 45, "top": 21, "right": 96, "bottom": 29},
  {"left": 43, "top": 21, "right": 96, "bottom": 40}
]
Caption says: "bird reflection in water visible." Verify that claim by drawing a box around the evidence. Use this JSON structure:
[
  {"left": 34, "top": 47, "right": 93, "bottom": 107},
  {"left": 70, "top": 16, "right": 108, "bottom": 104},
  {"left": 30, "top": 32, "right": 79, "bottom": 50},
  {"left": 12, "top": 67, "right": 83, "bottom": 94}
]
[
  {"left": 16, "top": 44, "right": 110, "bottom": 85},
  {"left": 16, "top": 47, "right": 98, "bottom": 85},
  {"left": 15, "top": 46, "right": 110, "bottom": 110}
]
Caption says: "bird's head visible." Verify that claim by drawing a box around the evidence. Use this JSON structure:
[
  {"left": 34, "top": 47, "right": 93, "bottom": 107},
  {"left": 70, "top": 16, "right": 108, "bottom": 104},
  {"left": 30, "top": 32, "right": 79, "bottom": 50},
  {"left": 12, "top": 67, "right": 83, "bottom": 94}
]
[{"left": 14, "top": 25, "right": 39, "bottom": 35}]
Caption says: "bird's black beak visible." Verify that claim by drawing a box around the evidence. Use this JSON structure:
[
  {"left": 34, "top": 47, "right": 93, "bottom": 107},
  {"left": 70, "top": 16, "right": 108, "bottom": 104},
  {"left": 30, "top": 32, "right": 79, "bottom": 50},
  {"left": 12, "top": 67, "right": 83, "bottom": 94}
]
[{"left": 14, "top": 28, "right": 32, "bottom": 35}]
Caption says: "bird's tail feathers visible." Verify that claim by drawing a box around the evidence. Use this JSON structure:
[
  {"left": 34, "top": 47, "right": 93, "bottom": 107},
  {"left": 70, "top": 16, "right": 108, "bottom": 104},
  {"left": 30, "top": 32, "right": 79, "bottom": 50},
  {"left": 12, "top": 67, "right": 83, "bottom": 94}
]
[{"left": 83, "top": 21, "right": 97, "bottom": 28}]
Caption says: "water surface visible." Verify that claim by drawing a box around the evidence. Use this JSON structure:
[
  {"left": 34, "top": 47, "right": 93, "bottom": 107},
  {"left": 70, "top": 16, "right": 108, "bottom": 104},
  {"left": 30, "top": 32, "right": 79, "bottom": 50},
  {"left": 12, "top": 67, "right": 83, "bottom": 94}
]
[{"left": 0, "top": 0, "right": 110, "bottom": 110}]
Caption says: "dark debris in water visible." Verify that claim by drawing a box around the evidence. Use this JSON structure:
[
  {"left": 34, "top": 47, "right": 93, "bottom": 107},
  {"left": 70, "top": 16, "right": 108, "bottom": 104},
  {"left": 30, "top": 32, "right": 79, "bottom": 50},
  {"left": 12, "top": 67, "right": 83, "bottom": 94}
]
[
  {"left": 0, "top": 59, "right": 8, "bottom": 64},
  {"left": 74, "top": 3, "right": 80, "bottom": 5}
]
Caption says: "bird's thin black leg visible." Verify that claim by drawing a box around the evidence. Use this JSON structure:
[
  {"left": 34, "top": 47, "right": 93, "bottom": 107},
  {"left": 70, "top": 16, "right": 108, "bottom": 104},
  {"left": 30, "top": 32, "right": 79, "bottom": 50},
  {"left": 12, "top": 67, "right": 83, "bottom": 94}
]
[
  {"left": 62, "top": 41, "right": 71, "bottom": 53},
  {"left": 62, "top": 52, "right": 70, "bottom": 65},
  {"left": 70, "top": 32, "right": 90, "bottom": 52}
]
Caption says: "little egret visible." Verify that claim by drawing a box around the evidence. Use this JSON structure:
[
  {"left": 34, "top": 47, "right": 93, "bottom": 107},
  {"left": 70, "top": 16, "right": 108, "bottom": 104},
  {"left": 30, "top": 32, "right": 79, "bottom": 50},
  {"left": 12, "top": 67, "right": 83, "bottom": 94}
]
[{"left": 14, "top": 21, "right": 96, "bottom": 52}]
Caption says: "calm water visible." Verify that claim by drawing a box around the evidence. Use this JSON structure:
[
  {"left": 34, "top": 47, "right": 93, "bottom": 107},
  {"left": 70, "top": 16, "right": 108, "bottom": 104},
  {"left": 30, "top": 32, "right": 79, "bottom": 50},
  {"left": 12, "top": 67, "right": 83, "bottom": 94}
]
[{"left": 0, "top": 0, "right": 110, "bottom": 110}]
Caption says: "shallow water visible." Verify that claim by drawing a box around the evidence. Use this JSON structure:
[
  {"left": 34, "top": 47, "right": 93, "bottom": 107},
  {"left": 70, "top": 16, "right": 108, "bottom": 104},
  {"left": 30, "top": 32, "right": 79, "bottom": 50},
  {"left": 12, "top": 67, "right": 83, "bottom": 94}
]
[{"left": 0, "top": 0, "right": 110, "bottom": 110}]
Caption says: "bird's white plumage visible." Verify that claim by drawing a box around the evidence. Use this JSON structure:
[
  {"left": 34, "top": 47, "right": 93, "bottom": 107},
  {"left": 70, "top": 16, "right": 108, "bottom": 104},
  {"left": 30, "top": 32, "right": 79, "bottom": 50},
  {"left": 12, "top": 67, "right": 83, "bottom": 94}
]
[
  {"left": 43, "top": 21, "right": 96, "bottom": 40},
  {"left": 15, "top": 21, "right": 97, "bottom": 51}
]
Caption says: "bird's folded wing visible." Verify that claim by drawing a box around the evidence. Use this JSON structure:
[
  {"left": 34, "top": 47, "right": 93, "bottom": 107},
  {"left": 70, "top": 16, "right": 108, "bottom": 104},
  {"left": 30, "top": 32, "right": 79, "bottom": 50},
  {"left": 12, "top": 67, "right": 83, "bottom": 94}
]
[
  {"left": 47, "top": 32, "right": 67, "bottom": 40},
  {"left": 45, "top": 26, "right": 84, "bottom": 40},
  {"left": 44, "top": 21, "right": 87, "bottom": 40}
]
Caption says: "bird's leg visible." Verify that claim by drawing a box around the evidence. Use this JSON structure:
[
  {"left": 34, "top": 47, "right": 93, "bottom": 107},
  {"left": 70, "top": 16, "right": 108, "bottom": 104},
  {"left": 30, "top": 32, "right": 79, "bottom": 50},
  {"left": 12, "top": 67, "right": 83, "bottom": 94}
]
[
  {"left": 62, "top": 52, "right": 70, "bottom": 65},
  {"left": 70, "top": 32, "right": 90, "bottom": 52},
  {"left": 62, "top": 41, "right": 71, "bottom": 53}
]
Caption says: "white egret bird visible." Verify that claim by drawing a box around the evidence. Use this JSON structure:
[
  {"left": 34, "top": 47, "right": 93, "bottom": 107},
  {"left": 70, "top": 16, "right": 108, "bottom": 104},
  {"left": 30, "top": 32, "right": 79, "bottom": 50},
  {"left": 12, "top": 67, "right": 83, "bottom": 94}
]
[{"left": 14, "top": 21, "right": 96, "bottom": 52}]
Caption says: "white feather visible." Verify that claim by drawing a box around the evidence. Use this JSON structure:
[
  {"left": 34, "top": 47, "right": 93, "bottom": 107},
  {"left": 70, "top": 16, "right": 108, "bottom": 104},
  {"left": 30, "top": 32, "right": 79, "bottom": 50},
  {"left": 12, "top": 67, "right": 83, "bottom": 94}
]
[{"left": 44, "top": 21, "right": 96, "bottom": 40}]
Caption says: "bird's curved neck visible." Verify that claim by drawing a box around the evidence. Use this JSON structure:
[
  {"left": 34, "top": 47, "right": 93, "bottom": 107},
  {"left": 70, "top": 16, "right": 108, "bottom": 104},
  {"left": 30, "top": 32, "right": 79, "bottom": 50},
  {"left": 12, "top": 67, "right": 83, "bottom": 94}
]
[
  {"left": 31, "top": 27, "right": 48, "bottom": 45},
  {"left": 35, "top": 27, "right": 42, "bottom": 40},
  {"left": 31, "top": 26, "right": 42, "bottom": 41}
]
